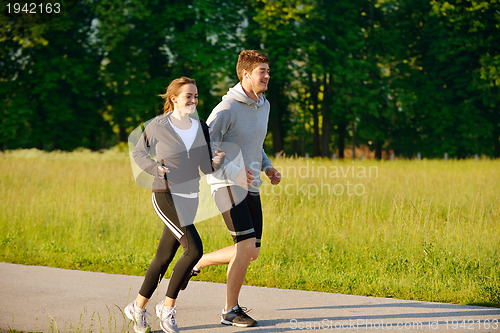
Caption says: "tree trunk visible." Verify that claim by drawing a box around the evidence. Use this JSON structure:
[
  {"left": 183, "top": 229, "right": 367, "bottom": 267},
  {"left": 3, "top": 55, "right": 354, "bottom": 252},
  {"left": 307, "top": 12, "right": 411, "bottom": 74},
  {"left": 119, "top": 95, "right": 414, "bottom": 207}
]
[
  {"left": 375, "top": 140, "right": 382, "bottom": 160},
  {"left": 308, "top": 72, "right": 320, "bottom": 157},
  {"left": 313, "top": 110, "right": 320, "bottom": 157},
  {"left": 267, "top": 81, "right": 284, "bottom": 155},
  {"left": 338, "top": 121, "right": 347, "bottom": 159},
  {"left": 270, "top": 120, "right": 283, "bottom": 154},
  {"left": 351, "top": 121, "right": 356, "bottom": 159},
  {"left": 119, "top": 124, "right": 128, "bottom": 143},
  {"left": 494, "top": 125, "right": 500, "bottom": 158},
  {"left": 321, "top": 73, "right": 332, "bottom": 158}
]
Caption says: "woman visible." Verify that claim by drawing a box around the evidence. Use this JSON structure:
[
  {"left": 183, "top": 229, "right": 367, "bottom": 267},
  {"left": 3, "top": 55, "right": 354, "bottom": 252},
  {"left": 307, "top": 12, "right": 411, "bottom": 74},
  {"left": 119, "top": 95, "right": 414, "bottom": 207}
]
[{"left": 125, "top": 77, "right": 224, "bottom": 333}]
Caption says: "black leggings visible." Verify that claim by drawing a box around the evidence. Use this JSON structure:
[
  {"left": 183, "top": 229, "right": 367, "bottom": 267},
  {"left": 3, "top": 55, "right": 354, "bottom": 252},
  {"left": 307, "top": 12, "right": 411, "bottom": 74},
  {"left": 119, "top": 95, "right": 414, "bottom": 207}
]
[{"left": 138, "top": 192, "right": 202, "bottom": 300}]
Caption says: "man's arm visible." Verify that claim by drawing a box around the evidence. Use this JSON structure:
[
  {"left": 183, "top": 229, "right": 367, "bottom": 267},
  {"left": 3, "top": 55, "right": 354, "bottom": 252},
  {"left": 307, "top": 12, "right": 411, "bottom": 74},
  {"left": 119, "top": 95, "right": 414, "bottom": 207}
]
[
  {"left": 206, "top": 106, "right": 244, "bottom": 183},
  {"left": 261, "top": 148, "right": 273, "bottom": 173},
  {"left": 206, "top": 106, "right": 232, "bottom": 155},
  {"left": 262, "top": 148, "right": 281, "bottom": 185}
]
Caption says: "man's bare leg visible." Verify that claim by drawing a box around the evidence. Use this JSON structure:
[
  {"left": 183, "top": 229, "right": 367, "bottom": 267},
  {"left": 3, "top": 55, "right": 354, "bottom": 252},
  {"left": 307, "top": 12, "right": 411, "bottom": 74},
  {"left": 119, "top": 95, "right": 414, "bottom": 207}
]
[
  {"left": 225, "top": 238, "right": 259, "bottom": 311},
  {"left": 196, "top": 245, "right": 235, "bottom": 269}
]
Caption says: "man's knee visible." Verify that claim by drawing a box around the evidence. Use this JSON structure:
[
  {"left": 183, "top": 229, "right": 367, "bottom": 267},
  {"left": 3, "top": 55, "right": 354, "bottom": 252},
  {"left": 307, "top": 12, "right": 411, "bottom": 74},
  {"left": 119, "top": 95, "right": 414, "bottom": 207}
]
[
  {"left": 235, "top": 238, "right": 259, "bottom": 261},
  {"left": 249, "top": 248, "right": 259, "bottom": 261}
]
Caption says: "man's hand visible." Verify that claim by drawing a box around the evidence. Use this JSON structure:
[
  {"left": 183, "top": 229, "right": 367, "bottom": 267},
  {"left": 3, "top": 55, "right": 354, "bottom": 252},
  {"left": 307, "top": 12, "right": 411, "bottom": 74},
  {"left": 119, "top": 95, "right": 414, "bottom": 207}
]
[
  {"left": 235, "top": 167, "right": 254, "bottom": 187},
  {"left": 266, "top": 167, "right": 281, "bottom": 185}
]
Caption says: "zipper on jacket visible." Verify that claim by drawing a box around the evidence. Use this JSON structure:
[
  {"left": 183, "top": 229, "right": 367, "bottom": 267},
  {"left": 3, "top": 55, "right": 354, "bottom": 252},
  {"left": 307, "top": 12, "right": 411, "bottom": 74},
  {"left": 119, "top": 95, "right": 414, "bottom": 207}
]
[{"left": 167, "top": 118, "right": 191, "bottom": 159}]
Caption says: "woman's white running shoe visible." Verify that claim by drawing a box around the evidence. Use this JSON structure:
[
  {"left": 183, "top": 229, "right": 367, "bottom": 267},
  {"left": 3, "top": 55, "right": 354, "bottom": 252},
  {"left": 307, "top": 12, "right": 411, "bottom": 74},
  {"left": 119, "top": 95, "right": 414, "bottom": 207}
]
[
  {"left": 156, "top": 303, "right": 179, "bottom": 333},
  {"left": 124, "top": 302, "right": 151, "bottom": 333}
]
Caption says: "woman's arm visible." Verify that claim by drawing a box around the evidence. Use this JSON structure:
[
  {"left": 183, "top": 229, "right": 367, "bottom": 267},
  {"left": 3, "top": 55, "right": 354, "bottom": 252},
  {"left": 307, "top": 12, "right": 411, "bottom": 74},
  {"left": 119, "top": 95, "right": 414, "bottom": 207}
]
[{"left": 132, "top": 122, "right": 162, "bottom": 176}]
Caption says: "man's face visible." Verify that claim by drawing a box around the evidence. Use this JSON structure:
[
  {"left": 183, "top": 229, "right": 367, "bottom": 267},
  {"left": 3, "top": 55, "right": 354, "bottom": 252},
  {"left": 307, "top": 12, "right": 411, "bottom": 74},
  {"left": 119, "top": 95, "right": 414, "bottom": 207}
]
[{"left": 249, "top": 63, "right": 270, "bottom": 94}]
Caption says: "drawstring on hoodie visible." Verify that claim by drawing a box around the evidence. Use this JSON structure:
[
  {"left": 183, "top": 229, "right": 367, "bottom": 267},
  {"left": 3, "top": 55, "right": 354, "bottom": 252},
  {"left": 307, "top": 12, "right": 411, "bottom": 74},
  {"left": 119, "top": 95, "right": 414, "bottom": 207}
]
[
  {"left": 248, "top": 76, "right": 261, "bottom": 109},
  {"left": 231, "top": 83, "right": 263, "bottom": 109}
]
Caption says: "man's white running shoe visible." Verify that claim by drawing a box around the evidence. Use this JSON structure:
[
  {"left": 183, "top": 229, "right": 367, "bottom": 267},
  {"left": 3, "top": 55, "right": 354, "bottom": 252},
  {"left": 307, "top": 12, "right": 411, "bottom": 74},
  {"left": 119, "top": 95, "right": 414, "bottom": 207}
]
[
  {"left": 124, "top": 302, "right": 151, "bottom": 333},
  {"left": 156, "top": 303, "right": 179, "bottom": 333}
]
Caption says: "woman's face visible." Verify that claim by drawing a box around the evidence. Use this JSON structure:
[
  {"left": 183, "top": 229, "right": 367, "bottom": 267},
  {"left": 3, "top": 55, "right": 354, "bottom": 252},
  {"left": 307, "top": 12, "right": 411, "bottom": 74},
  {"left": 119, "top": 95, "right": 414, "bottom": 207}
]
[{"left": 172, "top": 84, "right": 198, "bottom": 114}]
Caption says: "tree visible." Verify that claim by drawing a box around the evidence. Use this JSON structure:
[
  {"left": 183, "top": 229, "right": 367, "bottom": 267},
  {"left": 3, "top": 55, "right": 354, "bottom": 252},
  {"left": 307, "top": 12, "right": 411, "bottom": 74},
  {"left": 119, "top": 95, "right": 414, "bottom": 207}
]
[
  {"left": 93, "top": 0, "right": 245, "bottom": 142},
  {"left": 1, "top": 0, "right": 108, "bottom": 150},
  {"left": 298, "top": 0, "right": 382, "bottom": 158},
  {"left": 250, "top": 0, "right": 310, "bottom": 155},
  {"left": 385, "top": 0, "right": 499, "bottom": 158}
]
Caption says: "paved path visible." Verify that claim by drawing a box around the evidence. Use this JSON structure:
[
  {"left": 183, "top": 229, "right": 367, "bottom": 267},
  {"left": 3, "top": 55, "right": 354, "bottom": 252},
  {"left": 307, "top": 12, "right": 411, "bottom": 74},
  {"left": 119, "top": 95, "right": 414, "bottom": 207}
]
[{"left": 1, "top": 262, "right": 499, "bottom": 332}]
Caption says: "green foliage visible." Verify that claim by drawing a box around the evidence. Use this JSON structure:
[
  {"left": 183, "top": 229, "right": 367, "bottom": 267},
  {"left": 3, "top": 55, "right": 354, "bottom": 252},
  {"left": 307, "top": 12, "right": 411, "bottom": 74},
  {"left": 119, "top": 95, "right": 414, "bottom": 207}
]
[
  {"left": 1, "top": 1, "right": 109, "bottom": 150},
  {"left": 1, "top": 0, "right": 499, "bottom": 156},
  {"left": 92, "top": 0, "right": 246, "bottom": 138},
  {"left": 385, "top": 0, "right": 500, "bottom": 157}
]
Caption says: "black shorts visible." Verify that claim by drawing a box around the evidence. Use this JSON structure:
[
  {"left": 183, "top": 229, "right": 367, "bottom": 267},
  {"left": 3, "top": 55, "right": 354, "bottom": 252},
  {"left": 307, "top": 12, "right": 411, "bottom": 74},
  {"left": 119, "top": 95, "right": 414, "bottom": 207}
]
[{"left": 213, "top": 186, "right": 263, "bottom": 247}]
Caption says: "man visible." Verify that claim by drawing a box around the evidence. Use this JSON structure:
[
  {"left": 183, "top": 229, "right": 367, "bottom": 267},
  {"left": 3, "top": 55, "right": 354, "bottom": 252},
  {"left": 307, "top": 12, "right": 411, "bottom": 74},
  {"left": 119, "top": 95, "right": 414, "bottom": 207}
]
[{"left": 184, "top": 50, "right": 281, "bottom": 327}]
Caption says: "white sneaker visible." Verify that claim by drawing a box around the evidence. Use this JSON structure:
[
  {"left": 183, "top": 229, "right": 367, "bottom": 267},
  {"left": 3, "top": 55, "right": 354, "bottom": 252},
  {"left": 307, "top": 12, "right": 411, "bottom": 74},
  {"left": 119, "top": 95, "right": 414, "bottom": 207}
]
[
  {"left": 156, "top": 303, "right": 179, "bottom": 333},
  {"left": 124, "top": 302, "right": 151, "bottom": 333}
]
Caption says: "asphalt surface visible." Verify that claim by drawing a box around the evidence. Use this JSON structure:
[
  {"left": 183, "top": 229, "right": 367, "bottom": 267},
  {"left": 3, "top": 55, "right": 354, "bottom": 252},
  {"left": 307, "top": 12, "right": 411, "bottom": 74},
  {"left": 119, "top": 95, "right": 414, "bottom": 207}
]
[{"left": 1, "top": 262, "right": 499, "bottom": 332}]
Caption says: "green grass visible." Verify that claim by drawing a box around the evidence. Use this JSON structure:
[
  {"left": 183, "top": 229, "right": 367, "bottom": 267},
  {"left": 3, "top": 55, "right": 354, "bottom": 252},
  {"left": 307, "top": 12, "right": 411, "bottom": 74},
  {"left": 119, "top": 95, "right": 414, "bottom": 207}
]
[{"left": 1, "top": 148, "right": 499, "bottom": 307}]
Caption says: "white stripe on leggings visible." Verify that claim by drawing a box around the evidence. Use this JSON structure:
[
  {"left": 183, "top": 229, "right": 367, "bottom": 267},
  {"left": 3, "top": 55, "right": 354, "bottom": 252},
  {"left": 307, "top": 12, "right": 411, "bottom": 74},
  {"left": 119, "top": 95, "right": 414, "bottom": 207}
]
[{"left": 152, "top": 193, "right": 184, "bottom": 239}]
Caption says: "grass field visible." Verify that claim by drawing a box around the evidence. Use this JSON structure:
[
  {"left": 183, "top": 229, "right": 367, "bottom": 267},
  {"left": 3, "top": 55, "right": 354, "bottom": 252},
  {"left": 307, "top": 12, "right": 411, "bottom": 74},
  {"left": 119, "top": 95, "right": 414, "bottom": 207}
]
[{"left": 1, "top": 148, "right": 499, "bottom": 308}]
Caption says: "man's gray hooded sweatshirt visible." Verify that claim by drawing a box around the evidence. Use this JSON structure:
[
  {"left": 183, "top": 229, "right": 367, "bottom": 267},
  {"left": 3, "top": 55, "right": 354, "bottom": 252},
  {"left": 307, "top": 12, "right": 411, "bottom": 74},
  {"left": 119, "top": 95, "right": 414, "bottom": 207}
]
[{"left": 207, "top": 83, "right": 273, "bottom": 193}]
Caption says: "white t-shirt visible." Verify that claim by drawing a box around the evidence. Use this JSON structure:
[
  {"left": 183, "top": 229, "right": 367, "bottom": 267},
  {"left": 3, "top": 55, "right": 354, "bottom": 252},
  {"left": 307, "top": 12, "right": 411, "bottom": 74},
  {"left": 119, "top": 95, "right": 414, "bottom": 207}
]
[
  {"left": 169, "top": 119, "right": 200, "bottom": 198},
  {"left": 169, "top": 119, "right": 199, "bottom": 151}
]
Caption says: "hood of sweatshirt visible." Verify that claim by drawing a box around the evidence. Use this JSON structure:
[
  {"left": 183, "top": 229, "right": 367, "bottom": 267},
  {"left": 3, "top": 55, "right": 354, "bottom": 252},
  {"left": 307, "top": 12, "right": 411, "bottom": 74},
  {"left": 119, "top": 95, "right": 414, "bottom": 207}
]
[{"left": 222, "top": 83, "right": 267, "bottom": 108}]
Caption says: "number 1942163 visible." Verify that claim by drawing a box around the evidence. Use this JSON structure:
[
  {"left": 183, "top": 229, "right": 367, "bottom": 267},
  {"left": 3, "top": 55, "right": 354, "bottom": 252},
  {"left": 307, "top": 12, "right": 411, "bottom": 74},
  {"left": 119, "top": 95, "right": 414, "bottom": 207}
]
[
  {"left": 445, "top": 319, "right": 498, "bottom": 330},
  {"left": 6, "top": 2, "right": 61, "bottom": 14}
]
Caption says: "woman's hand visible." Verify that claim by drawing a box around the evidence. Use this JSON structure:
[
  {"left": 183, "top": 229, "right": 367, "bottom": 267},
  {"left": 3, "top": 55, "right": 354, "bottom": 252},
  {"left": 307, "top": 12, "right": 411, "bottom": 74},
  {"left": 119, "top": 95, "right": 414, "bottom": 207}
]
[
  {"left": 212, "top": 150, "right": 225, "bottom": 169},
  {"left": 157, "top": 165, "right": 170, "bottom": 178}
]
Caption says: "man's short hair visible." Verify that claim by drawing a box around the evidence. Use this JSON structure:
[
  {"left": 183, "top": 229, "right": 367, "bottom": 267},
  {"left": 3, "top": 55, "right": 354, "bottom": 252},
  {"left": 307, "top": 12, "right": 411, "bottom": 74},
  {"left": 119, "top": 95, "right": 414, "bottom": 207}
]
[{"left": 236, "top": 50, "right": 269, "bottom": 82}]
